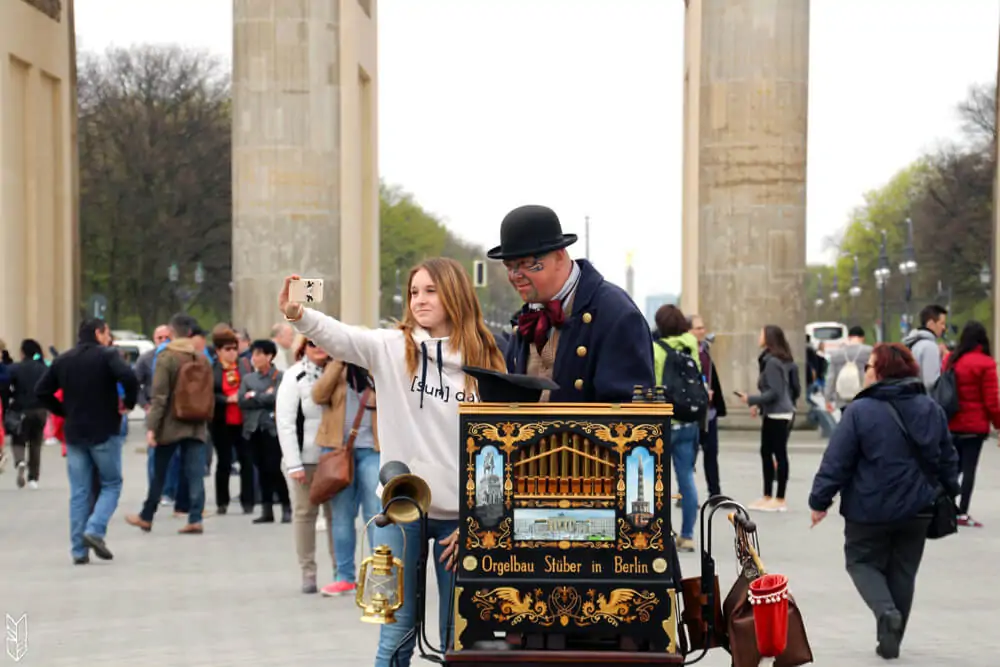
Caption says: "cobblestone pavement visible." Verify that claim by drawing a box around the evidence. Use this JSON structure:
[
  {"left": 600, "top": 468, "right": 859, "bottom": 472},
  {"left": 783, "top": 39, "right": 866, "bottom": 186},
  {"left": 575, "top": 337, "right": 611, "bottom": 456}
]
[{"left": 1, "top": 429, "right": 997, "bottom": 666}]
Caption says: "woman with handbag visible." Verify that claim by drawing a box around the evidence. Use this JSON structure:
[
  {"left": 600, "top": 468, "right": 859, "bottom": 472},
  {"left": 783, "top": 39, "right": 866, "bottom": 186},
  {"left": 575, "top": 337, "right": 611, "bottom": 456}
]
[
  {"left": 808, "top": 343, "right": 960, "bottom": 660},
  {"left": 279, "top": 258, "right": 506, "bottom": 667},
  {"left": 275, "top": 335, "right": 340, "bottom": 593},
  {"left": 311, "top": 358, "right": 379, "bottom": 598}
]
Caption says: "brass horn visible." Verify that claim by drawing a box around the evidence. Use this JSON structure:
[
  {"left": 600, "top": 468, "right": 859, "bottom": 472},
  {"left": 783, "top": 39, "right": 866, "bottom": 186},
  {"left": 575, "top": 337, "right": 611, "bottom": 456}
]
[{"left": 379, "top": 461, "right": 432, "bottom": 525}]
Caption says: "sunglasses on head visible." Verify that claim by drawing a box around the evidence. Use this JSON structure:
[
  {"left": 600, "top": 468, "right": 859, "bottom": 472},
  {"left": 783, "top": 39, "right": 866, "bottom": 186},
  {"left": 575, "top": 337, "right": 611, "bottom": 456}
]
[{"left": 306, "top": 341, "right": 317, "bottom": 348}]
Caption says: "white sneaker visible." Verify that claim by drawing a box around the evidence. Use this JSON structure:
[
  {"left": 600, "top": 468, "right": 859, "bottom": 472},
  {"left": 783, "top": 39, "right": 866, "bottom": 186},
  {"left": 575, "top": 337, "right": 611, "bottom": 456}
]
[
  {"left": 27, "top": 480, "right": 38, "bottom": 490},
  {"left": 316, "top": 517, "right": 326, "bottom": 532},
  {"left": 16, "top": 462, "right": 26, "bottom": 488}
]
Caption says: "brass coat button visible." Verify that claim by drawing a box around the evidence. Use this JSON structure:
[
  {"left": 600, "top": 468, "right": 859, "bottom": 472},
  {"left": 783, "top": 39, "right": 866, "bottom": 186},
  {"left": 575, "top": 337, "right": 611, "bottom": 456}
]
[
  {"left": 576, "top": 346, "right": 587, "bottom": 357},
  {"left": 582, "top": 312, "right": 593, "bottom": 324},
  {"left": 574, "top": 379, "right": 584, "bottom": 390}
]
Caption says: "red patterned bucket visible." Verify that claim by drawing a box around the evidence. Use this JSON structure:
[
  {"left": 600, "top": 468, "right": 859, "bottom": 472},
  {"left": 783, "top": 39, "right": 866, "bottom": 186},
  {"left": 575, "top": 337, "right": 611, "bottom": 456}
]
[{"left": 748, "top": 573, "right": 789, "bottom": 657}]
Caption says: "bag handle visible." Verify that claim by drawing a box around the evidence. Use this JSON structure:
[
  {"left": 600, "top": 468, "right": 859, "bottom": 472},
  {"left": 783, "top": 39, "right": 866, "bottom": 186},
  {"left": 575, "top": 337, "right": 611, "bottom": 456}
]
[
  {"left": 344, "top": 387, "right": 372, "bottom": 451},
  {"left": 882, "top": 401, "right": 939, "bottom": 487}
]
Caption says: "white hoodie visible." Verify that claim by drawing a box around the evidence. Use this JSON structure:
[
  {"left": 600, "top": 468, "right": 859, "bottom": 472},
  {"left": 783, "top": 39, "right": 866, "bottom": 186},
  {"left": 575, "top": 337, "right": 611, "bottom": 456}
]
[{"left": 291, "top": 308, "right": 477, "bottom": 520}]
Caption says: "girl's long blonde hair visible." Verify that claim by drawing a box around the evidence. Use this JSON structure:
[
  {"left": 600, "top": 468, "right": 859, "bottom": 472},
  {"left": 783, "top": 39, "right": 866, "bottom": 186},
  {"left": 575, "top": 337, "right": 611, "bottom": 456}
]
[{"left": 398, "top": 257, "right": 506, "bottom": 393}]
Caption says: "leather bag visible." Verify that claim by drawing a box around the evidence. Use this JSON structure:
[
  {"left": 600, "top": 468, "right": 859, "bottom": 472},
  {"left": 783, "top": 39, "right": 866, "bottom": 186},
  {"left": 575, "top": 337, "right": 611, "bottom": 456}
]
[
  {"left": 309, "top": 387, "right": 372, "bottom": 505},
  {"left": 722, "top": 573, "right": 813, "bottom": 667}
]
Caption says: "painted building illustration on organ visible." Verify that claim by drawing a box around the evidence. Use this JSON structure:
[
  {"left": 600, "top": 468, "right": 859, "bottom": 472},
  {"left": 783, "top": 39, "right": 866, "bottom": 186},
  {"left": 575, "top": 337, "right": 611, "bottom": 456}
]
[
  {"left": 513, "top": 509, "right": 616, "bottom": 542},
  {"left": 625, "top": 447, "right": 654, "bottom": 528},
  {"left": 474, "top": 445, "right": 504, "bottom": 526}
]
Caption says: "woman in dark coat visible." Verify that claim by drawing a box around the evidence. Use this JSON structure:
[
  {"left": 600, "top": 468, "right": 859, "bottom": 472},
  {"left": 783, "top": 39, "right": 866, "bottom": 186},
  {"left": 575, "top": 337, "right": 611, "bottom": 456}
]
[
  {"left": 809, "top": 343, "right": 959, "bottom": 660},
  {"left": 736, "top": 325, "right": 797, "bottom": 512}
]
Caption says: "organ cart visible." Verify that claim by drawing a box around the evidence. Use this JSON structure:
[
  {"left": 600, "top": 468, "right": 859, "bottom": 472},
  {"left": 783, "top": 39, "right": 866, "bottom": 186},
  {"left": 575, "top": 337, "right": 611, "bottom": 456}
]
[{"left": 358, "top": 378, "right": 811, "bottom": 667}]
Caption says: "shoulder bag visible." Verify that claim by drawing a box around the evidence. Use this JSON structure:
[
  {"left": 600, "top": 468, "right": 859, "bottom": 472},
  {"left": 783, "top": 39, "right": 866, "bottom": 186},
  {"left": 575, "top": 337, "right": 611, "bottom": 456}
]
[
  {"left": 883, "top": 402, "right": 958, "bottom": 540},
  {"left": 309, "top": 387, "right": 372, "bottom": 505}
]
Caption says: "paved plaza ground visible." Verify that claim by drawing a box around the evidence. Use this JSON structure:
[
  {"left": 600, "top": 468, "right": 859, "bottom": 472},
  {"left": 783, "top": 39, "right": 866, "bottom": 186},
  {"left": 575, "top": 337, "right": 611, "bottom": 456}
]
[{"left": 1, "top": 428, "right": 997, "bottom": 666}]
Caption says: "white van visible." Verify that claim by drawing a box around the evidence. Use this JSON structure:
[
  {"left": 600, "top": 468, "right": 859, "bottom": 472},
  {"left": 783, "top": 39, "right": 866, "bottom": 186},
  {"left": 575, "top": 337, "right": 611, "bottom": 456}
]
[{"left": 806, "top": 321, "right": 848, "bottom": 357}]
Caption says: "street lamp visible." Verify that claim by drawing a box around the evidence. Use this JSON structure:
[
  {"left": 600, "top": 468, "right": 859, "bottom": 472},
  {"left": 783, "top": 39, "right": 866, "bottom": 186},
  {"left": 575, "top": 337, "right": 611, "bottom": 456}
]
[
  {"left": 814, "top": 274, "right": 825, "bottom": 308},
  {"left": 168, "top": 263, "right": 180, "bottom": 284},
  {"left": 829, "top": 274, "right": 840, "bottom": 302},
  {"left": 392, "top": 268, "right": 403, "bottom": 318},
  {"left": 874, "top": 231, "right": 891, "bottom": 342},
  {"left": 194, "top": 262, "right": 205, "bottom": 286},
  {"left": 848, "top": 254, "right": 862, "bottom": 325},
  {"left": 898, "top": 218, "right": 918, "bottom": 333}
]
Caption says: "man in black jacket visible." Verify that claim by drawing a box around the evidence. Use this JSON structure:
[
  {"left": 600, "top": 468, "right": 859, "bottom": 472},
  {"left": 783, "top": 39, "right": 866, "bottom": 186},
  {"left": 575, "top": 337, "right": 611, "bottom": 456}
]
[
  {"left": 36, "top": 318, "right": 138, "bottom": 564},
  {"left": 7, "top": 339, "right": 49, "bottom": 489}
]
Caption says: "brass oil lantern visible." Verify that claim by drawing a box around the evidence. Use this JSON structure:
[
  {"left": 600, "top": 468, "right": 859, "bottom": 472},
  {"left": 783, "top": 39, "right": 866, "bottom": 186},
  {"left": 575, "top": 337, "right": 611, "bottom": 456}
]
[{"left": 355, "top": 544, "right": 404, "bottom": 624}]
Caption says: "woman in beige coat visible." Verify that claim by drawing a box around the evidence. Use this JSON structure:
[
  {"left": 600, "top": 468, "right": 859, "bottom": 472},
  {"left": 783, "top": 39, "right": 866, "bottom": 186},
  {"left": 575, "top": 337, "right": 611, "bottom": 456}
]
[{"left": 311, "top": 357, "right": 380, "bottom": 597}]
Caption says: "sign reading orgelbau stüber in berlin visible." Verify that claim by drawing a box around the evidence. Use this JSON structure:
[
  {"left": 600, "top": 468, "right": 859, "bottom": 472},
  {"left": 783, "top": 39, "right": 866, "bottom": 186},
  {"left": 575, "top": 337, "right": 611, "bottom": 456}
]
[{"left": 5, "top": 613, "right": 27, "bottom": 662}]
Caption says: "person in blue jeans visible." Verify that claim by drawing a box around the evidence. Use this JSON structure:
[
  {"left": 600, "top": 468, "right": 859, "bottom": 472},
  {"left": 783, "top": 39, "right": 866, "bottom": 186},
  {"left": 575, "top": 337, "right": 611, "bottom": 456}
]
[
  {"left": 280, "top": 258, "right": 507, "bottom": 667},
  {"left": 35, "top": 318, "right": 139, "bottom": 563},
  {"left": 652, "top": 304, "right": 703, "bottom": 553},
  {"left": 318, "top": 365, "right": 380, "bottom": 597}
]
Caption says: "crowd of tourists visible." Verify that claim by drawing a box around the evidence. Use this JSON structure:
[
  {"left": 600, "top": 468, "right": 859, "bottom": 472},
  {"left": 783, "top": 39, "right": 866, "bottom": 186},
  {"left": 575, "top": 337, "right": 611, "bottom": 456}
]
[{"left": 0, "top": 205, "right": 987, "bottom": 664}]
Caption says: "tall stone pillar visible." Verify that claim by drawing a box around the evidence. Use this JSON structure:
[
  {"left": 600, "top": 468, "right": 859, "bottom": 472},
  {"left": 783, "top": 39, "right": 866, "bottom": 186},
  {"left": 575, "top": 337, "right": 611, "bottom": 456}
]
[
  {"left": 0, "top": 0, "right": 77, "bottom": 351},
  {"left": 681, "top": 0, "right": 809, "bottom": 401},
  {"left": 232, "top": 0, "right": 380, "bottom": 338}
]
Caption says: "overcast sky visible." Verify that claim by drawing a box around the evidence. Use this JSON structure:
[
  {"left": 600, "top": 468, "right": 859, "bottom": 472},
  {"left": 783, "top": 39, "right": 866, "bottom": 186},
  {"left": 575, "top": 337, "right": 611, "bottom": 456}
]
[{"left": 76, "top": 0, "right": 1000, "bottom": 309}]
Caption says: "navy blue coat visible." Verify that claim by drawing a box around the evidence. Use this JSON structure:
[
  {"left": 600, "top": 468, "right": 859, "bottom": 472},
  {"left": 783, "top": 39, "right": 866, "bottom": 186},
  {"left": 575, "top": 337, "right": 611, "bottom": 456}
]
[
  {"left": 504, "top": 260, "right": 654, "bottom": 403},
  {"left": 808, "top": 378, "right": 960, "bottom": 524}
]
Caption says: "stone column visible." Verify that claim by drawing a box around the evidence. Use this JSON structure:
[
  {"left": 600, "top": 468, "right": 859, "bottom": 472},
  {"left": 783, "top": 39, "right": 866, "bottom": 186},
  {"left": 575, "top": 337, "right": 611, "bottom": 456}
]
[
  {"left": 682, "top": 0, "right": 810, "bottom": 402},
  {"left": 232, "top": 0, "right": 379, "bottom": 338}
]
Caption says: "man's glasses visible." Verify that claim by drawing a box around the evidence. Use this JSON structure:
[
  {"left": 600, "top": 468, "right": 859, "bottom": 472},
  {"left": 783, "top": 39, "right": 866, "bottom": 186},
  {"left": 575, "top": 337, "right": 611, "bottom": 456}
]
[{"left": 503, "top": 257, "right": 546, "bottom": 278}]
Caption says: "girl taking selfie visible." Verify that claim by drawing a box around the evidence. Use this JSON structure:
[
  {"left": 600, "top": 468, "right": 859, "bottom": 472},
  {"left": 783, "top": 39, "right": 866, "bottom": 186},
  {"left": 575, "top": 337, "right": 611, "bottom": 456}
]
[{"left": 278, "top": 257, "right": 505, "bottom": 667}]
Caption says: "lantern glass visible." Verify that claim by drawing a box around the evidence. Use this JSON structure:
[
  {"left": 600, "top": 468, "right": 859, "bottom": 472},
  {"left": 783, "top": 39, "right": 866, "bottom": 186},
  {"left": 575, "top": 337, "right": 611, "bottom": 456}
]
[{"left": 356, "top": 544, "right": 404, "bottom": 624}]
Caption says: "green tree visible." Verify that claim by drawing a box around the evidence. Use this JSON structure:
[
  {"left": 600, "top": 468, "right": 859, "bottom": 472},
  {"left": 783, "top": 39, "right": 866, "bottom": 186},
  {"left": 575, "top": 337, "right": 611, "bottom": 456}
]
[
  {"left": 822, "top": 83, "right": 997, "bottom": 340},
  {"left": 378, "top": 183, "right": 522, "bottom": 328}
]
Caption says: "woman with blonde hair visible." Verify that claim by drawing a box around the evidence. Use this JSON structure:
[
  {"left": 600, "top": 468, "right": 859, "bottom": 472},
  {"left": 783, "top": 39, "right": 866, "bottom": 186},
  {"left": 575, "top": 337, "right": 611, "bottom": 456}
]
[{"left": 279, "top": 257, "right": 505, "bottom": 667}]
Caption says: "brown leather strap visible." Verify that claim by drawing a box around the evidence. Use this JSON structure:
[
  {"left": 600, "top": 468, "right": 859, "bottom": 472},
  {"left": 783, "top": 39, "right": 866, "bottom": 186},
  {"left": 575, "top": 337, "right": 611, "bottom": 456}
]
[{"left": 344, "top": 387, "right": 372, "bottom": 450}]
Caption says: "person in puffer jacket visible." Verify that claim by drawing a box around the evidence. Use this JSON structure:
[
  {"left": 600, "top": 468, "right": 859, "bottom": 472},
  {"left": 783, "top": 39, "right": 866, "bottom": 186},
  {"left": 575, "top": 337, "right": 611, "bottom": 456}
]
[
  {"left": 809, "top": 343, "right": 959, "bottom": 660},
  {"left": 940, "top": 321, "right": 1000, "bottom": 528}
]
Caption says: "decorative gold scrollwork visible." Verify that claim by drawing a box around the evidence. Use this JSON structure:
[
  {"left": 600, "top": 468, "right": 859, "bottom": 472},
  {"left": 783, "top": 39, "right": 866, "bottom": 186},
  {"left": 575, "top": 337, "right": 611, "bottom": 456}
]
[
  {"left": 466, "top": 516, "right": 512, "bottom": 550},
  {"left": 471, "top": 586, "right": 660, "bottom": 628},
  {"left": 453, "top": 586, "right": 467, "bottom": 651},
  {"left": 467, "top": 421, "right": 559, "bottom": 454},
  {"left": 618, "top": 517, "right": 665, "bottom": 551}
]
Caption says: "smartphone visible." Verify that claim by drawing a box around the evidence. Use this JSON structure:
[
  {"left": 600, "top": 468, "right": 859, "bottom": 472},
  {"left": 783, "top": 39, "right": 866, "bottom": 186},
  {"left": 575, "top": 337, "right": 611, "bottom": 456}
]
[
  {"left": 288, "top": 278, "right": 324, "bottom": 304},
  {"left": 733, "top": 390, "right": 744, "bottom": 397}
]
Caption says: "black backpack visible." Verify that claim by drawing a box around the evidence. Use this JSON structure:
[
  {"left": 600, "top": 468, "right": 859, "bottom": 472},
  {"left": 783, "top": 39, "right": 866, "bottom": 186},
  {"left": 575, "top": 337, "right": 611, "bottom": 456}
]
[
  {"left": 655, "top": 341, "right": 709, "bottom": 424},
  {"left": 930, "top": 368, "right": 960, "bottom": 419}
]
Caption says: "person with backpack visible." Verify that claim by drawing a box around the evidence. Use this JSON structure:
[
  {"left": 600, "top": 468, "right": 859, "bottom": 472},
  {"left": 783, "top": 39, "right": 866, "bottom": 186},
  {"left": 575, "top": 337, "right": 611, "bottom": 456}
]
[
  {"left": 126, "top": 314, "right": 215, "bottom": 535},
  {"left": 826, "top": 326, "right": 873, "bottom": 409},
  {"left": 902, "top": 304, "right": 948, "bottom": 389},
  {"left": 736, "top": 325, "right": 797, "bottom": 513},
  {"left": 940, "top": 321, "right": 1000, "bottom": 528},
  {"left": 652, "top": 305, "right": 708, "bottom": 552}
]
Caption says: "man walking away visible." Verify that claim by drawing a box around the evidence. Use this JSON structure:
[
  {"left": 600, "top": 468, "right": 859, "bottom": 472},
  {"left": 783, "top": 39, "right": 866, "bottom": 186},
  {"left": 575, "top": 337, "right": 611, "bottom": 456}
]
[
  {"left": 36, "top": 319, "right": 138, "bottom": 564},
  {"left": 8, "top": 339, "right": 49, "bottom": 488},
  {"left": 902, "top": 305, "right": 948, "bottom": 389},
  {"left": 126, "top": 314, "right": 215, "bottom": 535},
  {"left": 826, "top": 326, "right": 873, "bottom": 409}
]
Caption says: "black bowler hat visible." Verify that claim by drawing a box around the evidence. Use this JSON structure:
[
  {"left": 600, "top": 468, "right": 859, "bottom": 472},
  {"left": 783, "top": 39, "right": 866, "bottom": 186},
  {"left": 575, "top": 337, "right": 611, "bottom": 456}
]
[
  {"left": 463, "top": 366, "right": 559, "bottom": 403},
  {"left": 486, "top": 205, "right": 578, "bottom": 260}
]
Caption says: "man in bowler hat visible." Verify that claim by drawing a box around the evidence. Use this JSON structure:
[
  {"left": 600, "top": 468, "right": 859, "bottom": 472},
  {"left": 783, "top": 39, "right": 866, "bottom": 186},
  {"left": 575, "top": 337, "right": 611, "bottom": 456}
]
[{"left": 489, "top": 205, "right": 654, "bottom": 402}]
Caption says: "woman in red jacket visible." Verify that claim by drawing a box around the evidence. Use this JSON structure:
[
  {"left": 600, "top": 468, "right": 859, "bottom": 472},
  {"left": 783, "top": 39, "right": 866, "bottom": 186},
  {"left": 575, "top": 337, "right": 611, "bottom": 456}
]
[{"left": 943, "top": 321, "right": 1000, "bottom": 527}]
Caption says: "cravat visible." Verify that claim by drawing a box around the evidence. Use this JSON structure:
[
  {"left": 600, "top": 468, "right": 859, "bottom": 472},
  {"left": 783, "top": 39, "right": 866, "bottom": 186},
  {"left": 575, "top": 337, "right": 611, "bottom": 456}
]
[{"left": 517, "top": 301, "right": 565, "bottom": 353}]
